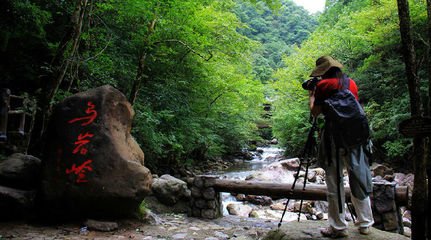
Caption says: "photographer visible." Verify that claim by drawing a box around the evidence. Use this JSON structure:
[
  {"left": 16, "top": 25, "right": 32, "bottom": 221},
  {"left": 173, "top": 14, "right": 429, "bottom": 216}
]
[{"left": 307, "top": 56, "right": 374, "bottom": 238}]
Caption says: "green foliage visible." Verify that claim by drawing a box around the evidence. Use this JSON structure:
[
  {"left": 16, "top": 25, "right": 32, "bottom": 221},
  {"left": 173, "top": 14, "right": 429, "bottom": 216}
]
[
  {"left": 4, "top": 0, "right": 428, "bottom": 169},
  {"left": 137, "top": 200, "right": 148, "bottom": 220},
  {"left": 0, "top": 0, "right": 52, "bottom": 92},
  {"left": 0, "top": 0, "right": 275, "bottom": 171},
  {"left": 83, "top": 0, "right": 266, "bottom": 170},
  {"left": 234, "top": 0, "right": 318, "bottom": 82},
  {"left": 383, "top": 139, "right": 411, "bottom": 158}
]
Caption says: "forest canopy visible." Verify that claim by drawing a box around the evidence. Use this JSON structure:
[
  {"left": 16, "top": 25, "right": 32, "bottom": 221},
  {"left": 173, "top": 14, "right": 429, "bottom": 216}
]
[
  {"left": 0, "top": 0, "right": 428, "bottom": 172},
  {"left": 0, "top": 0, "right": 317, "bottom": 172}
]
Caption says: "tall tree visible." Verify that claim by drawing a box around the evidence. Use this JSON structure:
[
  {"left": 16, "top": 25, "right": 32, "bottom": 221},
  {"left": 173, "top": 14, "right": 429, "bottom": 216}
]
[
  {"left": 397, "top": 0, "right": 428, "bottom": 239},
  {"left": 427, "top": 0, "right": 431, "bottom": 237}
]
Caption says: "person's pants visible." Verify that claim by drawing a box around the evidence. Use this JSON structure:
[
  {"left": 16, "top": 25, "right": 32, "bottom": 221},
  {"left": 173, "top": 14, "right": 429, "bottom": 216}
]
[{"left": 325, "top": 148, "right": 374, "bottom": 230}]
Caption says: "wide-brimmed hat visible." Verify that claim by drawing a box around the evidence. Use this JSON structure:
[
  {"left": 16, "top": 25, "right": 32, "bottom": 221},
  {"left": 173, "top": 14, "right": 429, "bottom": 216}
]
[{"left": 310, "top": 56, "right": 343, "bottom": 77}]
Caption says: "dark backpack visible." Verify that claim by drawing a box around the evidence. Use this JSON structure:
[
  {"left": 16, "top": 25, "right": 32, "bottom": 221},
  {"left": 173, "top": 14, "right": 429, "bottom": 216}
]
[{"left": 322, "top": 75, "right": 370, "bottom": 149}]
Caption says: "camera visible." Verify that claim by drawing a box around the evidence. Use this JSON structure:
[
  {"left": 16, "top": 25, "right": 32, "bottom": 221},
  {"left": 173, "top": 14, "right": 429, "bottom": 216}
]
[{"left": 301, "top": 77, "right": 320, "bottom": 90}]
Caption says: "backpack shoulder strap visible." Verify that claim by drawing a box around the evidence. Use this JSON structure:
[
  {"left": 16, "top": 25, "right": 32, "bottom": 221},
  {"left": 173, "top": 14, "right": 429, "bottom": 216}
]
[{"left": 341, "top": 74, "right": 350, "bottom": 90}]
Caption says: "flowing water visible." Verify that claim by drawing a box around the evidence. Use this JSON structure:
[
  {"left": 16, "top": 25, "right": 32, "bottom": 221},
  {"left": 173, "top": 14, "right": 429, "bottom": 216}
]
[
  {"left": 216, "top": 146, "right": 284, "bottom": 179},
  {"left": 208, "top": 146, "right": 285, "bottom": 215}
]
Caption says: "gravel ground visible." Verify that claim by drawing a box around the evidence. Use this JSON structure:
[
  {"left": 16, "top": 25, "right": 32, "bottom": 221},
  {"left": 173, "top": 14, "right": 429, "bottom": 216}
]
[
  {"left": 0, "top": 214, "right": 410, "bottom": 240},
  {"left": 0, "top": 214, "right": 276, "bottom": 240}
]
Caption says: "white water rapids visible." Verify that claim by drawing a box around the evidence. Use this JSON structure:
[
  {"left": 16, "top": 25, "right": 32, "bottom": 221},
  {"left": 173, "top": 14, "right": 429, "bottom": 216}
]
[{"left": 209, "top": 146, "right": 285, "bottom": 216}]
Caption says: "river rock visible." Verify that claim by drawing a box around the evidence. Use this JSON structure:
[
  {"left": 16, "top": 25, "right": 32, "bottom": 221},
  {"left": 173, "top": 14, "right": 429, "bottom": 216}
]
[
  {"left": 371, "top": 163, "right": 393, "bottom": 177},
  {"left": 226, "top": 203, "right": 253, "bottom": 217},
  {"left": 0, "top": 185, "right": 36, "bottom": 218},
  {"left": 243, "top": 195, "right": 272, "bottom": 206},
  {"left": 313, "top": 201, "right": 329, "bottom": 214},
  {"left": 249, "top": 209, "right": 282, "bottom": 220},
  {"left": 403, "top": 227, "right": 412, "bottom": 237},
  {"left": 152, "top": 174, "right": 191, "bottom": 205},
  {"left": 0, "top": 153, "right": 41, "bottom": 189},
  {"left": 279, "top": 158, "right": 300, "bottom": 171},
  {"left": 84, "top": 219, "right": 118, "bottom": 232},
  {"left": 41, "top": 85, "right": 152, "bottom": 218},
  {"left": 250, "top": 209, "right": 306, "bottom": 222},
  {"left": 234, "top": 193, "right": 246, "bottom": 201},
  {"left": 307, "top": 168, "right": 326, "bottom": 184},
  {"left": 270, "top": 201, "right": 290, "bottom": 211},
  {"left": 293, "top": 201, "right": 314, "bottom": 215},
  {"left": 402, "top": 217, "right": 411, "bottom": 228},
  {"left": 394, "top": 173, "right": 414, "bottom": 189},
  {"left": 245, "top": 160, "right": 295, "bottom": 183}
]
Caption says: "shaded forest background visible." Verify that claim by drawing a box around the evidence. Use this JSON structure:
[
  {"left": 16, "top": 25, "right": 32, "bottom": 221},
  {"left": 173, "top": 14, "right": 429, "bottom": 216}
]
[{"left": 0, "top": 0, "right": 428, "bottom": 173}]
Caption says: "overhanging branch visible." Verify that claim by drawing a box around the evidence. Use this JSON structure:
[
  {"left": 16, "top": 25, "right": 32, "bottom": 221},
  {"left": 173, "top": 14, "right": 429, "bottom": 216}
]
[{"left": 155, "top": 39, "right": 213, "bottom": 61}]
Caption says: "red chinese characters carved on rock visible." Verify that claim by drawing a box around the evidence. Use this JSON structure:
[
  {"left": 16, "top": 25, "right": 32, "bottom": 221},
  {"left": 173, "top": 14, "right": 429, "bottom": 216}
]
[
  {"left": 68, "top": 101, "right": 98, "bottom": 126},
  {"left": 66, "top": 101, "right": 98, "bottom": 184},
  {"left": 65, "top": 159, "right": 93, "bottom": 183},
  {"left": 72, "top": 132, "right": 94, "bottom": 155}
]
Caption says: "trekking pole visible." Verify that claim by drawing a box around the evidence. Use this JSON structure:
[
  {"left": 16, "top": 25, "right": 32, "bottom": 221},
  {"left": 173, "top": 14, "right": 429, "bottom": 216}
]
[{"left": 278, "top": 118, "right": 318, "bottom": 228}]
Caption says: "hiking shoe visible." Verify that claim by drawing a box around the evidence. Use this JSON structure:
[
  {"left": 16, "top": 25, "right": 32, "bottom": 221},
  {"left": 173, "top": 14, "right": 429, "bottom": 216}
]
[
  {"left": 320, "top": 226, "right": 348, "bottom": 238},
  {"left": 359, "top": 226, "right": 371, "bottom": 235}
]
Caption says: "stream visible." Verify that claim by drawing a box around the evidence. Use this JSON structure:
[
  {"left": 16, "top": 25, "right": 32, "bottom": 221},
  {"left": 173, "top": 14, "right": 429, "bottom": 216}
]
[{"left": 208, "top": 146, "right": 285, "bottom": 216}]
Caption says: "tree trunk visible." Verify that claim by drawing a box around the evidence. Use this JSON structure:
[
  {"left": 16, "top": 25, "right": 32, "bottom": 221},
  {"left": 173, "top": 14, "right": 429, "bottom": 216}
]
[
  {"left": 128, "top": 18, "right": 157, "bottom": 105},
  {"left": 31, "top": 0, "right": 88, "bottom": 153},
  {"left": 397, "top": 0, "right": 428, "bottom": 239},
  {"left": 129, "top": 51, "right": 147, "bottom": 105},
  {"left": 427, "top": 0, "right": 431, "bottom": 237},
  {"left": 47, "top": 0, "right": 88, "bottom": 103}
]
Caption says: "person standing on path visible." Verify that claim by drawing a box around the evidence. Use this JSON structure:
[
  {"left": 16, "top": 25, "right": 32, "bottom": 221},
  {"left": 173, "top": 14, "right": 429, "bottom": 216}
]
[{"left": 307, "top": 56, "right": 374, "bottom": 238}]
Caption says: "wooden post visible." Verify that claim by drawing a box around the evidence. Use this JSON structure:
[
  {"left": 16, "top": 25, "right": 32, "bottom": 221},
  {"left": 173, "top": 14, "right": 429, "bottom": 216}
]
[{"left": 0, "top": 89, "right": 10, "bottom": 142}]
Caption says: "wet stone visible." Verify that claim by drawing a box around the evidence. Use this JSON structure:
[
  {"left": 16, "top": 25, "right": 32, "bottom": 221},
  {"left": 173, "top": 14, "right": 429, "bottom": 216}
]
[
  {"left": 191, "top": 186, "right": 202, "bottom": 198},
  {"left": 84, "top": 219, "right": 118, "bottom": 232},
  {"left": 194, "top": 178, "right": 204, "bottom": 188},
  {"left": 172, "top": 233, "right": 188, "bottom": 239},
  {"left": 202, "top": 209, "right": 216, "bottom": 219},
  {"left": 207, "top": 200, "right": 217, "bottom": 208},
  {"left": 195, "top": 199, "right": 207, "bottom": 209},
  {"left": 214, "top": 231, "right": 229, "bottom": 239},
  {"left": 203, "top": 187, "right": 216, "bottom": 200},
  {"left": 382, "top": 212, "right": 399, "bottom": 231},
  {"left": 191, "top": 208, "right": 201, "bottom": 217}
]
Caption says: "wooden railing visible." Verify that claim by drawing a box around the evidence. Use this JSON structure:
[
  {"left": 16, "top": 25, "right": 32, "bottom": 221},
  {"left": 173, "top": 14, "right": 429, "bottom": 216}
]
[{"left": 1, "top": 88, "right": 35, "bottom": 153}]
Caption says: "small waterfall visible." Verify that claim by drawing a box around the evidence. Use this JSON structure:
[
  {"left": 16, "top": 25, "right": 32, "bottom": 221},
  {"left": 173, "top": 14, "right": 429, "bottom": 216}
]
[{"left": 212, "top": 146, "right": 285, "bottom": 216}]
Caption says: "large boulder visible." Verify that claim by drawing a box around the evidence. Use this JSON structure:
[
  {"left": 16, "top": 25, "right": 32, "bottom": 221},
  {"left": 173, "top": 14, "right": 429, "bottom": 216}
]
[
  {"left": 245, "top": 159, "right": 295, "bottom": 183},
  {"left": 0, "top": 185, "right": 36, "bottom": 219},
  {"left": 41, "top": 85, "right": 152, "bottom": 218},
  {"left": 0, "top": 153, "right": 41, "bottom": 189},
  {"left": 151, "top": 174, "right": 191, "bottom": 205},
  {"left": 226, "top": 203, "right": 253, "bottom": 217}
]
